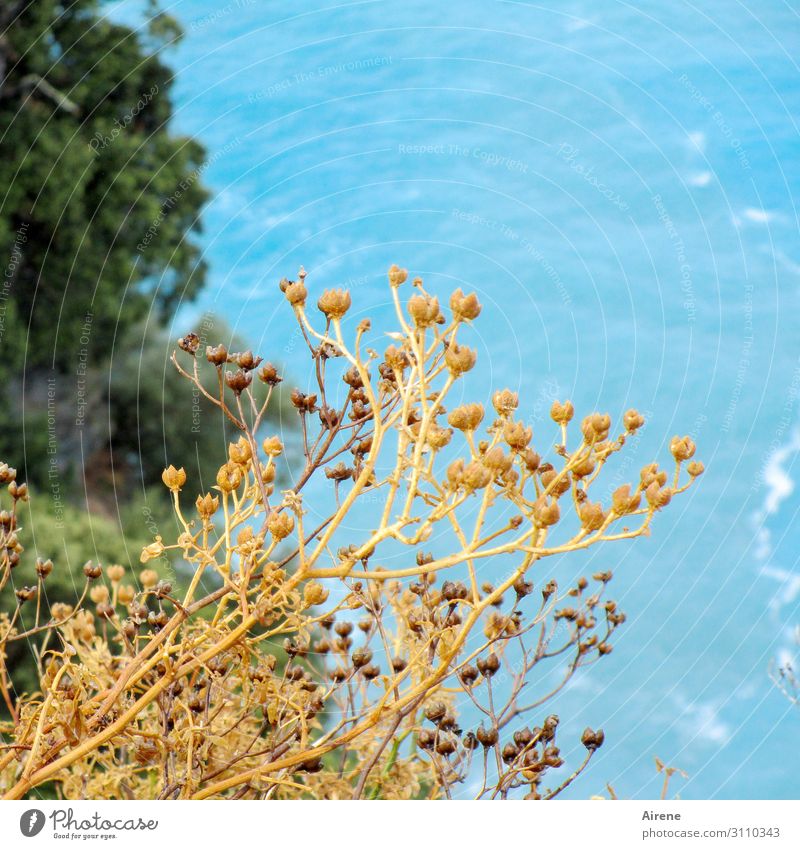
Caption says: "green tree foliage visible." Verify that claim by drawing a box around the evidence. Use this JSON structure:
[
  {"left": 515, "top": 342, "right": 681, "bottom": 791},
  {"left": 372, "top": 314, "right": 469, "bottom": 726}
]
[
  {"left": 0, "top": 0, "right": 219, "bottom": 494},
  {"left": 0, "top": 0, "right": 208, "bottom": 373}
]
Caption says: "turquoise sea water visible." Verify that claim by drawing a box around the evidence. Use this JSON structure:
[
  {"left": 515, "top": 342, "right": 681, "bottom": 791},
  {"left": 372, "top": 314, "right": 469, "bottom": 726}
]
[{"left": 114, "top": 0, "right": 800, "bottom": 798}]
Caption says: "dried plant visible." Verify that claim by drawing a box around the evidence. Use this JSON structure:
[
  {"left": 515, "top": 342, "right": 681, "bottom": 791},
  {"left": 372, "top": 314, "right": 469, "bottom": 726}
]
[
  {"left": 770, "top": 629, "right": 800, "bottom": 708},
  {"left": 0, "top": 265, "right": 703, "bottom": 800}
]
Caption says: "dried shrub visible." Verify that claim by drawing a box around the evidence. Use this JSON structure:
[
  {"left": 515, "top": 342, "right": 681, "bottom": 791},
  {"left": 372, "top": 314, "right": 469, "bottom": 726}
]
[{"left": 0, "top": 265, "right": 703, "bottom": 799}]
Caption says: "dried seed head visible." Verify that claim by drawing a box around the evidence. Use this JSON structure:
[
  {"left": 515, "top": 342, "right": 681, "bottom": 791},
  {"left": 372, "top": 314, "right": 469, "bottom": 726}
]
[
  {"left": 15, "top": 585, "right": 37, "bottom": 605},
  {"left": 91, "top": 586, "right": 110, "bottom": 604},
  {"left": 687, "top": 460, "right": 705, "bottom": 477},
  {"left": 361, "top": 663, "right": 381, "bottom": 680},
  {"left": 267, "top": 511, "right": 295, "bottom": 541},
  {"left": 118, "top": 585, "right": 135, "bottom": 605},
  {"left": 384, "top": 344, "right": 409, "bottom": 372},
  {"left": 448, "top": 403, "right": 484, "bottom": 431},
  {"left": 475, "top": 725, "right": 499, "bottom": 747},
  {"left": 436, "top": 736, "right": 457, "bottom": 756},
  {"left": 522, "top": 449, "right": 541, "bottom": 473},
  {"left": 83, "top": 561, "right": 102, "bottom": 580},
  {"left": 446, "top": 458, "right": 465, "bottom": 488},
  {"left": 408, "top": 294, "right": 440, "bottom": 327},
  {"left": 645, "top": 481, "right": 672, "bottom": 510},
  {"left": 424, "top": 701, "right": 447, "bottom": 723},
  {"left": 623, "top": 408, "right": 645, "bottom": 432},
  {"left": 329, "top": 666, "right": 347, "bottom": 682},
  {"left": 450, "top": 289, "right": 481, "bottom": 321},
  {"left": 36, "top": 557, "right": 54, "bottom": 579},
  {"left": 334, "top": 620, "right": 354, "bottom": 637},
  {"left": 352, "top": 647, "right": 373, "bottom": 669},
  {"left": 96, "top": 601, "right": 115, "bottom": 620},
  {"left": 342, "top": 366, "right": 363, "bottom": 389},
  {"left": 178, "top": 332, "right": 200, "bottom": 355},
  {"left": 581, "top": 413, "right": 611, "bottom": 442},
  {"left": 262, "top": 436, "right": 284, "bottom": 457},
  {"left": 303, "top": 582, "right": 329, "bottom": 606},
  {"left": 461, "top": 665, "right": 479, "bottom": 686},
  {"left": 103, "top": 564, "right": 124, "bottom": 583},
  {"left": 611, "top": 484, "right": 641, "bottom": 515},
  {"left": 513, "top": 576, "right": 533, "bottom": 598},
  {"left": 418, "top": 729, "right": 436, "bottom": 750},
  {"left": 425, "top": 425, "right": 452, "bottom": 451},
  {"left": 257, "top": 362, "right": 282, "bottom": 385},
  {"left": 533, "top": 496, "right": 560, "bottom": 527},
  {"left": 317, "top": 288, "right": 351, "bottom": 320},
  {"left": 216, "top": 461, "right": 243, "bottom": 492},
  {"left": 640, "top": 463, "right": 667, "bottom": 488},
  {"left": 205, "top": 344, "right": 228, "bottom": 365},
  {"left": 51, "top": 602, "right": 73, "bottom": 620},
  {"left": 463, "top": 732, "right": 479, "bottom": 751},
  {"left": 477, "top": 653, "right": 500, "bottom": 678},
  {"left": 581, "top": 727, "right": 605, "bottom": 751},
  {"left": 391, "top": 656, "right": 408, "bottom": 673},
  {"left": 571, "top": 455, "right": 596, "bottom": 479},
  {"left": 550, "top": 400, "right": 575, "bottom": 424},
  {"left": 225, "top": 368, "right": 252, "bottom": 394},
  {"left": 493, "top": 388, "right": 519, "bottom": 416},
  {"left": 462, "top": 460, "right": 492, "bottom": 490},
  {"left": 669, "top": 435, "right": 697, "bottom": 462},
  {"left": 140, "top": 569, "right": 159, "bottom": 589},
  {"left": 325, "top": 462, "right": 353, "bottom": 482},
  {"left": 283, "top": 279, "right": 308, "bottom": 307},
  {"left": 444, "top": 342, "right": 477, "bottom": 376},
  {"left": 483, "top": 446, "right": 512, "bottom": 473},
  {"left": 161, "top": 465, "right": 186, "bottom": 492},
  {"left": 450, "top": 288, "right": 482, "bottom": 322},
  {"left": 388, "top": 264, "right": 409, "bottom": 286},
  {"left": 228, "top": 437, "right": 252, "bottom": 465},
  {"left": 579, "top": 501, "right": 606, "bottom": 531},
  {"left": 503, "top": 421, "right": 533, "bottom": 451},
  {"left": 196, "top": 492, "right": 220, "bottom": 519},
  {"left": 513, "top": 727, "right": 534, "bottom": 748},
  {"left": 155, "top": 580, "right": 172, "bottom": 599},
  {"left": 235, "top": 350, "right": 263, "bottom": 371}
]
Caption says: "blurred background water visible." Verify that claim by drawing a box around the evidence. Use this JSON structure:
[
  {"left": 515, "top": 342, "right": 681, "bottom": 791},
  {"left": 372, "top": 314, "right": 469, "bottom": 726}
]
[{"left": 111, "top": 0, "right": 800, "bottom": 798}]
